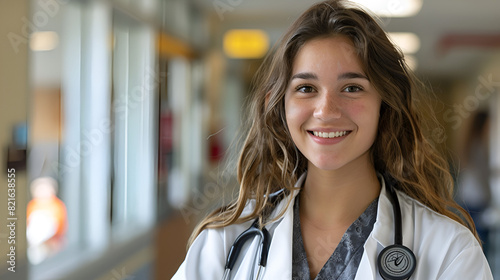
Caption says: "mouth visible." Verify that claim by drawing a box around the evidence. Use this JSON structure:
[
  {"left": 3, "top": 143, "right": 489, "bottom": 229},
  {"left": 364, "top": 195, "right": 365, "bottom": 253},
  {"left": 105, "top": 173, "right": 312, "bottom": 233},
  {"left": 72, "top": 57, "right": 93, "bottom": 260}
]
[{"left": 308, "top": 130, "right": 351, "bottom": 139}]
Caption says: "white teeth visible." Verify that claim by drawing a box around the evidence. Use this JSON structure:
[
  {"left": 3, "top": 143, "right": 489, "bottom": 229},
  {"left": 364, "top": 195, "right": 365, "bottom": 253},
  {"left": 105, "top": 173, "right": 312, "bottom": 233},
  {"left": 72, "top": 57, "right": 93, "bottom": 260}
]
[{"left": 312, "top": 131, "right": 348, "bottom": 138}]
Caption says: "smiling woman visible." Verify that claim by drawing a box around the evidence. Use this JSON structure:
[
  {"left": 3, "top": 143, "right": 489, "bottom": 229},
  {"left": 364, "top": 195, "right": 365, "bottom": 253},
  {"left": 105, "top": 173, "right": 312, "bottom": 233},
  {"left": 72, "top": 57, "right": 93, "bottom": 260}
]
[{"left": 172, "top": 1, "right": 493, "bottom": 279}]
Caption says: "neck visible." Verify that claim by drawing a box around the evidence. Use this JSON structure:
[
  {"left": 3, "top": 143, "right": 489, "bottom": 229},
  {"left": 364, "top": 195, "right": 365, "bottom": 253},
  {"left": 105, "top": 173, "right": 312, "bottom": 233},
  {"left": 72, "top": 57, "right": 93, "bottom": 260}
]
[{"left": 300, "top": 158, "right": 380, "bottom": 228}]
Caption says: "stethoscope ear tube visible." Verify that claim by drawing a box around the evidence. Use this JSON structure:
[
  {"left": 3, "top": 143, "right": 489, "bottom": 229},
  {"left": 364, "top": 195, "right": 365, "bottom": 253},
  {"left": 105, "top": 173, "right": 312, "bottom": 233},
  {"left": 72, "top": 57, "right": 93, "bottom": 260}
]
[
  {"left": 223, "top": 219, "right": 271, "bottom": 280},
  {"left": 221, "top": 190, "right": 283, "bottom": 280},
  {"left": 225, "top": 220, "right": 264, "bottom": 270},
  {"left": 259, "top": 227, "right": 271, "bottom": 267}
]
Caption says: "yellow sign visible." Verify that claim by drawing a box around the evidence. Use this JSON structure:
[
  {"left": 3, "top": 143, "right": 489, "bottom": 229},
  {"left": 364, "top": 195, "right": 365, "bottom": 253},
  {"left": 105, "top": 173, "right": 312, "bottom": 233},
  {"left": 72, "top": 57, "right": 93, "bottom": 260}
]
[{"left": 223, "top": 29, "right": 269, "bottom": 59}]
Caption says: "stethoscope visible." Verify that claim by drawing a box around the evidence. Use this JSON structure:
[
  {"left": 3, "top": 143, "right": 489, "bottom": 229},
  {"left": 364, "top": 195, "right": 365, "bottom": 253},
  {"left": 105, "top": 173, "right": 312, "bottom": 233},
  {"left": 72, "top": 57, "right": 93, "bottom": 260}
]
[
  {"left": 377, "top": 176, "right": 417, "bottom": 280},
  {"left": 222, "top": 175, "right": 417, "bottom": 280},
  {"left": 222, "top": 190, "right": 282, "bottom": 280}
]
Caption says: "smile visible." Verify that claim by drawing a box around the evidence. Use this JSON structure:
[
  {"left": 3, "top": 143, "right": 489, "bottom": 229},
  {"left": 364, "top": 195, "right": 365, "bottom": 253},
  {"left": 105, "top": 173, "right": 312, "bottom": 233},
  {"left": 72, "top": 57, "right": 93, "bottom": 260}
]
[{"left": 311, "top": 131, "right": 350, "bottom": 138}]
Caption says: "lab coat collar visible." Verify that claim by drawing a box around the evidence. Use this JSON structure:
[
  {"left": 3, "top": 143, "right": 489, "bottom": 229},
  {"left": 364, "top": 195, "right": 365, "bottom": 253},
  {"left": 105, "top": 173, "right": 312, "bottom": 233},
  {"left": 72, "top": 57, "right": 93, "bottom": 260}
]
[
  {"left": 262, "top": 173, "right": 304, "bottom": 279},
  {"left": 371, "top": 174, "right": 395, "bottom": 247},
  {"left": 355, "top": 174, "right": 395, "bottom": 279}
]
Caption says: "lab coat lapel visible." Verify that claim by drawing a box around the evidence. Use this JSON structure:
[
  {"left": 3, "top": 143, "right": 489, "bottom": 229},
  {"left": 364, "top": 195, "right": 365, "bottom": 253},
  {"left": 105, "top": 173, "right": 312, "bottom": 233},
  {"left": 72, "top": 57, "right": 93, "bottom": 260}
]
[
  {"left": 371, "top": 175, "right": 395, "bottom": 248},
  {"left": 355, "top": 175, "right": 395, "bottom": 280},
  {"left": 263, "top": 174, "right": 305, "bottom": 280},
  {"left": 355, "top": 237, "right": 382, "bottom": 280},
  {"left": 263, "top": 201, "right": 294, "bottom": 279}
]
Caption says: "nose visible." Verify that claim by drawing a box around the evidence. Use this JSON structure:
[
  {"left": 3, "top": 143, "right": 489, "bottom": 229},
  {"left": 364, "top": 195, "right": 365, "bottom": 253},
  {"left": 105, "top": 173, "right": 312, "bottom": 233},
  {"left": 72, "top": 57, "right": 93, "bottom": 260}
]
[{"left": 313, "top": 92, "right": 342, "bottom": 121}]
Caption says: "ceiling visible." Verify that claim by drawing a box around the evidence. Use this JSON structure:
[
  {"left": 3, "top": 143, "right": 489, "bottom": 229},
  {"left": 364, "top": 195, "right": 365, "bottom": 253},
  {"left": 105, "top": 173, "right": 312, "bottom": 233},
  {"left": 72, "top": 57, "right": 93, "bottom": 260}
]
[{"left": 194, "top": 0, "right": 500, "bottom": 79}]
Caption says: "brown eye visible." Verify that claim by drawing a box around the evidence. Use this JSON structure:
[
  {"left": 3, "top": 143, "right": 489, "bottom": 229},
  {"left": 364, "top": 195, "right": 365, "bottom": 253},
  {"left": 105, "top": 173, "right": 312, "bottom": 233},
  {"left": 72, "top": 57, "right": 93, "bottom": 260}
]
[
  {"left": 296, "top": 85, "right": 314, "bottom": 93},
  {"left": 343, "top": 85, "right": 362, "bottom": 93}
]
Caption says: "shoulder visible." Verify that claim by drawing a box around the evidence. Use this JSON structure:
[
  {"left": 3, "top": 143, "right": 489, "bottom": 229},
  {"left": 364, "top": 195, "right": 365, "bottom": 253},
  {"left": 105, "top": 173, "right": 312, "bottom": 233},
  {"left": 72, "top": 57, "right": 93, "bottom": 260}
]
[
  {"left": 172, "top": 220, "right": 253, "bottom": 280},
  {"left": 398, "top": 191, "right": 478, "bottom": 246},
  {"left": 397, "top": 192, "right": 492, "bottom": 279},
  {"left": 185, "top": 192, "right": 291, "bottom": 250}
]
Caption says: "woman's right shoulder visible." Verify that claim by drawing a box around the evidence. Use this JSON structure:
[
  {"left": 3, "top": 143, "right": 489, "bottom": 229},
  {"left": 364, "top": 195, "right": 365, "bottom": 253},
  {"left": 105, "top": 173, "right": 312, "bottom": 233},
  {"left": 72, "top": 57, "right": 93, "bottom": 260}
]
[
  {"left": 172, "top": 220, "right": 253, "bottom": 280},
  {"left": 195, "top": 218, "right": 254, "bottom": 246},
  {"left": 189, "top": 199, "right": 259, "bottom": 253}
]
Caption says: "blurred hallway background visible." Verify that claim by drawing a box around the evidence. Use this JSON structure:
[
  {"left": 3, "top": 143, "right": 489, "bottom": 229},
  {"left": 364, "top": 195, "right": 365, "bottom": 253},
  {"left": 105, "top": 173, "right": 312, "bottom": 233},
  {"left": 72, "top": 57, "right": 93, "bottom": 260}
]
[{"left": 0, "top": 0, "right": 499, "bottom": 279}]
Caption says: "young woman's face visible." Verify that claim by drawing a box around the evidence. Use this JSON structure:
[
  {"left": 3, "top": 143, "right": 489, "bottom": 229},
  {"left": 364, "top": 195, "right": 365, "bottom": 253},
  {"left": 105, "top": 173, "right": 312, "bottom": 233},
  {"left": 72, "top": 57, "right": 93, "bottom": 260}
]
[{"left": 285, "top": 36, "right": 381, "bottom": 171}]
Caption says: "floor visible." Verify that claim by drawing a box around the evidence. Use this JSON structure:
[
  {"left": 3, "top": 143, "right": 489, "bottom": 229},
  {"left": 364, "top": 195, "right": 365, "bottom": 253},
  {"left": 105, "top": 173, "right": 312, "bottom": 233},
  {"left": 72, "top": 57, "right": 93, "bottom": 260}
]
[{"left": 155, "top": 211, "right": 196, "bottom": 279}]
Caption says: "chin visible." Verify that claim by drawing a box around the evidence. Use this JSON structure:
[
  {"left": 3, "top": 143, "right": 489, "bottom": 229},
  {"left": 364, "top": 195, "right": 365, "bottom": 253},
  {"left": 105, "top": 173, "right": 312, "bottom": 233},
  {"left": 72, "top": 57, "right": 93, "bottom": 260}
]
[
  {"left": 309, "top": 158, "right": 346, "bottom": 171},
  {"left": 308, "top": 151, "right": 372, "bottom": 172}
]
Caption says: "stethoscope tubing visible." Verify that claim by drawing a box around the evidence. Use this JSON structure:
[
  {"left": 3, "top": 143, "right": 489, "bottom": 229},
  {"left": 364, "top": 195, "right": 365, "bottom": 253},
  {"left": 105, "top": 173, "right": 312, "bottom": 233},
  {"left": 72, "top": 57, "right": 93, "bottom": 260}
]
[
  {"left": 222, "top": 219, "right": 271, "bottom": 280},
  {"left": 387, "top": 181, "right": 403, "bottom": 245}
]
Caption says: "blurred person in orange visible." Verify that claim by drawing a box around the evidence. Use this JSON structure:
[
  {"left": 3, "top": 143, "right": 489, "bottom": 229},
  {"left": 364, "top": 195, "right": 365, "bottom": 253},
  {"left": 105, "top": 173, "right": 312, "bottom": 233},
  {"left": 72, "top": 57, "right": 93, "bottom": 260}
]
[{"left": 26, "top": 177, "right": 68, "bottom": 264}]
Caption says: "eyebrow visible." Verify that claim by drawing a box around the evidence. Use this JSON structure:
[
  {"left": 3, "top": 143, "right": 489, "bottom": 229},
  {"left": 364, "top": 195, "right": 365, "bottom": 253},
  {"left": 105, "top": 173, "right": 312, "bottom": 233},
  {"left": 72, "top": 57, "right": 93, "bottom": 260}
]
[
  {"left": 290, "top": 71, "right": 369, "bottom": 81},
  {"left": 338, "top": 72, "right": 369, "bottom": 81},
  {"left": 291, "top": 72, "right": 318, "bottom": 80}
]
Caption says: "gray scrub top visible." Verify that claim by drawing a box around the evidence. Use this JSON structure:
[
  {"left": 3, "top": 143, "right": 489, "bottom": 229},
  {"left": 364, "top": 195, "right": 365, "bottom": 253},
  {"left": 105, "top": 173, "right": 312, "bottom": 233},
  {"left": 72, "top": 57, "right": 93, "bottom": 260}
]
[{"left": 292, "top": 195, "right": 378, "bottom": 280}]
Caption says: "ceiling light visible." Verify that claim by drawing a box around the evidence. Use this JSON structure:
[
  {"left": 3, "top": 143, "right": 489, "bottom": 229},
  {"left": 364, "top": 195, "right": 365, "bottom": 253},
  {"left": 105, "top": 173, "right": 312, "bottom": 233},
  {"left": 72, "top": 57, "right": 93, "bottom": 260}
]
[
  {"left": 223, "top": 29, "right": 269, "bottom": 59},
  {"left": 30, "top": 31, "right": 59, "bottom": 51},
  {"left": 349, "top": 0, "right": 422, "bottom": 17},
  {"left": 388, "top": 32, "right": 421, "bottom": 54}
]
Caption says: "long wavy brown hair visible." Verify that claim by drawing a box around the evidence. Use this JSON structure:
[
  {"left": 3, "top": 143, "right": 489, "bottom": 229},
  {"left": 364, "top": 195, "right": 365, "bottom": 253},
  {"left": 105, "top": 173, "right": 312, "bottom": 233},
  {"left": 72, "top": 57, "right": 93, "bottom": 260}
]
[{"left": 188, "top": 0, "right": 478, "bottom": 247}]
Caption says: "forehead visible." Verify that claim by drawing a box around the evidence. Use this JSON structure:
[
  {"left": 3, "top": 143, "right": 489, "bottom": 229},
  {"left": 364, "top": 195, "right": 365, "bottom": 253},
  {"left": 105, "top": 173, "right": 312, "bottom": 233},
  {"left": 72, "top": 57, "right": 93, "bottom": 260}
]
[{"left": 292, "top": 36, "right": 364, "bottom": 74}]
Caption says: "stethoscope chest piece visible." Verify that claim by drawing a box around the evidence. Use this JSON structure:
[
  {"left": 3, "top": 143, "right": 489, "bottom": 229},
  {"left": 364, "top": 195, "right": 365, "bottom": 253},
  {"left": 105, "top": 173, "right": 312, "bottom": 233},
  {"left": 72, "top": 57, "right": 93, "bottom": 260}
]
[{"left": 377, "top": 244, "right": 416, "bottom": 280}]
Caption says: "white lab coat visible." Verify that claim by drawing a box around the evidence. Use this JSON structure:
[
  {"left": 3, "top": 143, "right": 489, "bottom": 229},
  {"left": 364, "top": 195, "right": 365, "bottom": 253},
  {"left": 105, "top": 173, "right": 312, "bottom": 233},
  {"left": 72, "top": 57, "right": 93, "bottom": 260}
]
[{"left": 172, "top": 174, "right": 493, "bottom": 279}]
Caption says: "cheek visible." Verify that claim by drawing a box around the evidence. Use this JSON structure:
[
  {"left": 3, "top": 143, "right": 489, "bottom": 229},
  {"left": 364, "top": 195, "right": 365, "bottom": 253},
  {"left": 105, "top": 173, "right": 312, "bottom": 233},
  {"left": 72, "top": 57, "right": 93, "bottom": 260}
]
[
  {"left": 348, "top": 100, "right": 381, "bottom": 131},
  {"left": 347, "top": 102, "right": 364, "bottom": 115},
  {"left": 284, "top": 99, "right": 311, "bottom": 148},
  {"left": 285, "top": 98, "right": 303, "bottom": 128}
]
